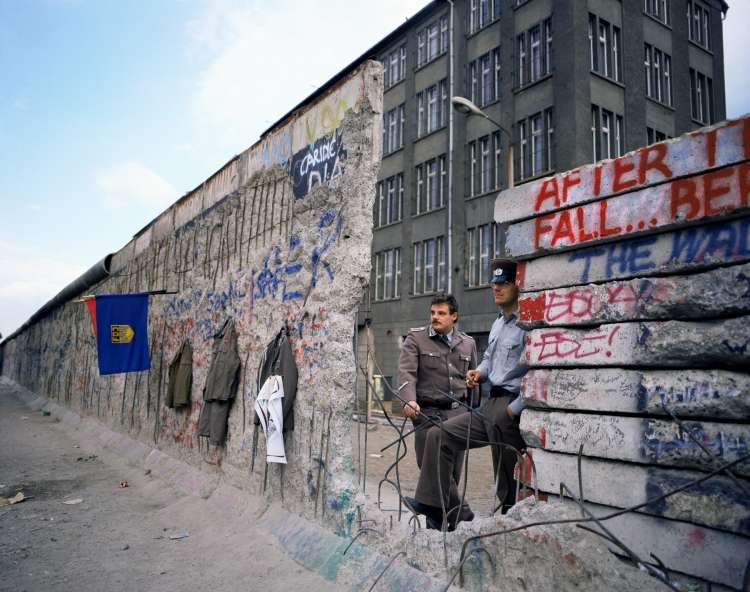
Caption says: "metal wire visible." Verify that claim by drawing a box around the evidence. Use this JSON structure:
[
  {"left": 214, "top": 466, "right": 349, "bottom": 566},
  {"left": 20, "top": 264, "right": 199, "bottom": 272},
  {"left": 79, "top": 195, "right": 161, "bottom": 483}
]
[{"left": 367, "top": 551, "right": 407, "bottom": 592}]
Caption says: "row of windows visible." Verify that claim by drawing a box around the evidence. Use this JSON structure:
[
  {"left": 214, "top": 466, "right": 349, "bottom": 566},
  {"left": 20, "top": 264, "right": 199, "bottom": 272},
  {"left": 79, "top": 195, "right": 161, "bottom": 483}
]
[
  {"left": 690, "top": 68, "right": 714, "bottom": 124},
  {"left": 468, "top": 47, "right": 501, "bottom": 107},
  {"left": 385, "top": 0, "right": 713, "bottom": 94},
  {"left": 413, "top": 237, "right": 448, "bottom": 295},
  {"left": 417, "top": 14, "right": 449, "bottom": 68},
  {"left": 644, "top": 0, "right": 670, "bottom": 24},
  {"left": 415, "top": 155, "right": 448, "bottom": 215},
  {"left": 375, "top": 174, "right": 404, "bottom": 228},
  {"left": 468, "top": 0, "right": 501, "bottom": 35},
  {"left": 644, "top": 44, "right": 672, "bottom": 107},
  {"left": 516, "top": 18, "right": 553, "bottom": 88},
  {"left": 687, "top": 0, "right": 711, "bottom": 50},
  {"left": 589, "top": 14, "right": 622, "bottom": 83},
  {"left": 416, "top": 79, "right": 449, "bottom": 137},
  {"left": 468, "top": 132, "right": 503, "bottom": 197},
  {"left": 591, "top": 105, "right": 625, "bottom": 162},
  {"left": 647, "top": 127, "right": 671, "bottom": 145},
  {"left": 371, "top": 224, "right": 498, "bottom": 302},
  {"left": 517, "top": 108, "right": 554, "bottom": 181},
  {"left": 383, "top": 104, "right": 405, "bottom": 155},
  {"left": 384, "top": 45, "right": 406, "bottom": 89}
]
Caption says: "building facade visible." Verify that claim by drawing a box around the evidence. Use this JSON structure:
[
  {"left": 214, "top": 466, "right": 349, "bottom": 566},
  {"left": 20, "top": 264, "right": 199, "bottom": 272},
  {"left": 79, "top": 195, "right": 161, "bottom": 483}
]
[{"left": 358, "top": 0, "right": 728, "bottom": 410}]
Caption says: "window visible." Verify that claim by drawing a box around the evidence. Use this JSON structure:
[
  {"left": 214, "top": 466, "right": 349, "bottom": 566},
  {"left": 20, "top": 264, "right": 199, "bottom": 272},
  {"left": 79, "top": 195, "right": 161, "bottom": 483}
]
[
  {"left": 644, "top": 0, "right": 670, "bottom": 25},
  {"left": 373, "top": 248, "right": 401, "bottom": 301},
  {"left": 644, "top": 44, "right": 672, "bottom": 106},
  {"left": 591, "top": 105, "right": 625, "bottom": 162},
  {"left": 417, "top": 14, "right": 449, "bottom": 67},
  {"left": 468, "top": 47, "right": 501, "bottom": 107},
  {"left": 467, "top": 131, "right": 502, "bottom": 197},
  {"left": 690, "top": 68, "right": 713, "bottom": 124},
  {"left": 414, "top": 155, "right": 447, "bottom": 215},
  {"left": 375, "top": 173, "right": 403, "bottom": 228},
  {"left": 382, "top": 104, "right": 405, "bottom": 155},
  {"left": 516, "top": 18, "right": 552, "bottom": 87},
  {"left": 517, "top": 108, "right": 554, "bottom": 181},
  {"left": 417, "top": 79, "right": 448, "bottom": 137},
  {"left": 647, "top": 127, "right": 670, "bottom": 145},
  {"left": 383, "top": 45, "right": 406, "bottom": 89},
  {"left": 413, "top": 236, "right": 446, "bottom": 295},
  {"left": 468, "top": 0, "right": 501, "bottom": 34},
  {"left": 465, "top": 223, "right": 502, "bottom": 287},
  {"left": 588, "top": 14, "right": 622, "bottom": 83},
  {"left": 687, "top": 1, "right": 710, "bottom": 49}
]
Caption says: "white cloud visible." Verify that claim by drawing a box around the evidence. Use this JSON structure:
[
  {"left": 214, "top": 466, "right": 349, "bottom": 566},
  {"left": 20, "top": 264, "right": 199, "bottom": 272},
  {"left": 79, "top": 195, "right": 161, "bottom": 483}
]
[
  {"left": 186, "top": 0, "right": 427, "bottom": 147},
  {"left": 94, "top": 161, "right": 177, "bottom": 209},
  {"left": 0, "top": 241, "right": 86, "bottom": 338}
]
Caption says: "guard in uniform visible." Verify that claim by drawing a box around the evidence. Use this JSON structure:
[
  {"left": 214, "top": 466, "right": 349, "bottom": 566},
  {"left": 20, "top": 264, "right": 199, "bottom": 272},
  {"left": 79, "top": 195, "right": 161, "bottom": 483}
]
[
  {"left": 406, "top": 259, "right": 528, "bottom": 530},
  {"left": 397, "top": 294, "right": 477, "bottom": 527}
]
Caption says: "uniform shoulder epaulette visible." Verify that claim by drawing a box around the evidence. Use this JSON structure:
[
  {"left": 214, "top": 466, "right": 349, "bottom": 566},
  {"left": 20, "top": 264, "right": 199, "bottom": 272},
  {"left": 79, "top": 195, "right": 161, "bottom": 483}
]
[{"left": 409, "top": 326, "right": 426, "bottom": 332}]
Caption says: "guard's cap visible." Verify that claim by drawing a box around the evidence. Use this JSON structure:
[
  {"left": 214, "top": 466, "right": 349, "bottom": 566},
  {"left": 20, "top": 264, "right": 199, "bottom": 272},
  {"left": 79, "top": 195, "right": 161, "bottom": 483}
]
[{"left": 490, "top": 258, "right": 517, "bottom": 285}]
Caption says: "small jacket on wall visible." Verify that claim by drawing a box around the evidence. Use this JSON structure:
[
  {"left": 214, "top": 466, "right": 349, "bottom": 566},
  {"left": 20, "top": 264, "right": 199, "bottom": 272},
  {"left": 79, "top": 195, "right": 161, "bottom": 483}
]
[
  {"left": 198, "top": 319, "right": 240, "bottom": 446},
  {"left": 165, "top": 340, "right": 193, "bottom": 409}
]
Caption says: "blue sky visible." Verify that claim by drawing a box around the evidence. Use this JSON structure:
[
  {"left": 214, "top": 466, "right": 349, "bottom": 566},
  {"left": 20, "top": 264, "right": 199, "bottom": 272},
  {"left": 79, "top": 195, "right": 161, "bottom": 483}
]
[{"left": 1, "top": 0, "right": 749, "bottom": 338}]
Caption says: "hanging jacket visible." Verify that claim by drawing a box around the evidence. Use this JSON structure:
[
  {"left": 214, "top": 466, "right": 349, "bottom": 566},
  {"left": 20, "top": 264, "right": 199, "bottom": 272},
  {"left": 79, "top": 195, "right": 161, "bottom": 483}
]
[
  {"left": 254, "top": 326, "right": 298, "bottom": 432},
  {"left": 198, "top": 320, "right": 240, "bottom": 446},
  {"left": 165, "top": 340, "right": 193, "bottom": 408}
]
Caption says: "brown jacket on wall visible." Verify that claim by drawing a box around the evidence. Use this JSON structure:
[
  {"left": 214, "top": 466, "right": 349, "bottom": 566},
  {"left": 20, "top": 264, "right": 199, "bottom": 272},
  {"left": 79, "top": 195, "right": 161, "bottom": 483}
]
[
  {"left": 165, "top": 341, "right": 193, "bottom": 409},
  {"left": 198, "top": 320, "right": 240, "bottom": 446}
]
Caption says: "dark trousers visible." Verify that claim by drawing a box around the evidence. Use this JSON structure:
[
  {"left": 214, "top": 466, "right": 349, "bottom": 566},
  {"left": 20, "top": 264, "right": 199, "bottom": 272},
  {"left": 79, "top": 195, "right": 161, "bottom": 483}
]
[
  {"left": 415, "top": 395, "right": 525, "bottom": 514},
  {"left": 413, "top": 406, "right": 465, "bottom": 485}
]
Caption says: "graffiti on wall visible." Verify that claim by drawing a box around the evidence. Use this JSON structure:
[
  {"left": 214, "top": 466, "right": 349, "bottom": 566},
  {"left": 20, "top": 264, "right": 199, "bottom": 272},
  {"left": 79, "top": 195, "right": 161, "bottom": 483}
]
[
  {"left": 290, "top": 131, "right": 346, "bottom": 200},
  {"left": 253, "top": 209, "right": 343, "bottom": 303}
]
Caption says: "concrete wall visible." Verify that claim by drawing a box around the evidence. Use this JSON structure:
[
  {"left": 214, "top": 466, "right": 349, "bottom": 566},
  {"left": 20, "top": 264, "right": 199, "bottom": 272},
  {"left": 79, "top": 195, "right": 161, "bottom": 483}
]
[
  {"left": 497, "top": 113, "right": 750, "bottom": 590},
  {"left": 0, "top": 61, "right": 383, "bottom": 535}
]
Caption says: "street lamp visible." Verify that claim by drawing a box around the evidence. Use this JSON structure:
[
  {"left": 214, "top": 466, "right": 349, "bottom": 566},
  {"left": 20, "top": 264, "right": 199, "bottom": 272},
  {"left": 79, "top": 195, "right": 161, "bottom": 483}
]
[{"left": 451, "top": 96, "right": 514, "bottom": 188}]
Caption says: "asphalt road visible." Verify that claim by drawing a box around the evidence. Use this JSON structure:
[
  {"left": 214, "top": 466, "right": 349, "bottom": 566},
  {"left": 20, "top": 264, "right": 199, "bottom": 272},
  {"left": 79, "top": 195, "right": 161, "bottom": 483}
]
[{"left": 0, "top": 381, "right": 344, "bottom": 592}]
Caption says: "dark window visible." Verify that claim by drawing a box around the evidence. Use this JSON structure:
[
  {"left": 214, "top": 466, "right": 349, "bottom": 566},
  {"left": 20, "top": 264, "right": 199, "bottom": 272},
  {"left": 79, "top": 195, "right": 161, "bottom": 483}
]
[
  {"left": 588, "top": 14, "right": 622, "bottom": 83},
  {"left": 516, "top": 17, "right": 552, "bottom": 88},
  {"left": 517, "top": 108, "right": 554, "bottom": 181}
]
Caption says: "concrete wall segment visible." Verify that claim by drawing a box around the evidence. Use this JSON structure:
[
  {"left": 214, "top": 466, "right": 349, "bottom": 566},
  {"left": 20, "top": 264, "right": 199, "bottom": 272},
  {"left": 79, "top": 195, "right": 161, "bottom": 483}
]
[
  {"left": 524, "top": 449, "right": 750, "bottom": 536},
  {"left": 518, "top": 261, "right": 750, "bottom": 327},
  {"left": 517, "top": 214, "right": 750, "bottom": 291},
  {"left": 0, "top": 61, "right": 384, "bottom": 538},
  {"left": 521, "top": 368, "right": 750, "bottom": 419}
]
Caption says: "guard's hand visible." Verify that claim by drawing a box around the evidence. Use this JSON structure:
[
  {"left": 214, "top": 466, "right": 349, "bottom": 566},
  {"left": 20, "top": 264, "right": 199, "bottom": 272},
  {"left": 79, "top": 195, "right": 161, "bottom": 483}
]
[
  {"left": 506, "top": 405, "right": 515, "bottom": 419},
  {"left": 466, "top": 370, "right": 481, "bottom": 389},
  {"left": 403, "top": 401, "right": 420, "bottom": 419}
]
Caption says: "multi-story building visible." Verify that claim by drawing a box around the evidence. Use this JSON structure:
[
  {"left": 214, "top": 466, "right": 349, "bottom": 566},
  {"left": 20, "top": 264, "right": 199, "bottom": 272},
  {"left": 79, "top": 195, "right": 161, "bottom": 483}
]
[{"left": 354, "top": 0, "right": 728, "bottom": 411}]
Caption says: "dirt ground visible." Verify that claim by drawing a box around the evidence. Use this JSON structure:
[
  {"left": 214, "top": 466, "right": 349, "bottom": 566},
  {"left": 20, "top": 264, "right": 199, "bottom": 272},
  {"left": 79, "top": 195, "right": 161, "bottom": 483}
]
[{"left": 0, "top": 382, "right": 346, "bottom": 592}]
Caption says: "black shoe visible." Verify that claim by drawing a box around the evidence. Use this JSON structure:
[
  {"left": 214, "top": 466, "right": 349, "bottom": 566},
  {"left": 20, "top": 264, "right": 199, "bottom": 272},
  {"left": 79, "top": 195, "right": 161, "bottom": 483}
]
[{"left": 402, "top": 496, "right": 443, "bottom": 530}]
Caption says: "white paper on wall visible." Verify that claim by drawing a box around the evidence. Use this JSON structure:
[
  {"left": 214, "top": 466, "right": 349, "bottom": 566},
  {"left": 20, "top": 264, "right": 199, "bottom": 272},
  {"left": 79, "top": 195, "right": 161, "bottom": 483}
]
[{"left": 254, "top": 375, "right": 287, "bottom": 464}]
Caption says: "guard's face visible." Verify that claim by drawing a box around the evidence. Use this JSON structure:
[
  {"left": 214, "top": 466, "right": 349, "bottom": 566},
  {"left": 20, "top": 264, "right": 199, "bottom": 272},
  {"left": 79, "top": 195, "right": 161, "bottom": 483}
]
[
  {"left": 430, "top": 303, "right": 457, "bottom": 334},
  {"left": 492, "top": 281, "right": 519, "bottom": 306}
]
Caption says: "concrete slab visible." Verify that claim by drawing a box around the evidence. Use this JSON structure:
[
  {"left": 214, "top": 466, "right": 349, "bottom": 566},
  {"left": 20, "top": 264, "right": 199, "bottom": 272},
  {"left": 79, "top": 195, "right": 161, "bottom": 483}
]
[
  {"left": 508, "top": 162, "right": 750, "bottom": 258},
  {"left": 495, "top": 114, "right": 750, "bottom": 224},
  {"left": 516, "top": 214, "right": 750, "bottom": 291},
  {"left": 518, "top": 262, "right": 750, "bottom": 327},
  {"left": 522, "top": 316, "right": 750, "bottom": 367},
  {"left": 523, "top": 448, "right": 750, "bottom": 536},
  {"left": 549, "top": 497, "right": 750, "bottom": 590},
  {"left": 521, "top": 368, "right": 750, "bottom": 419},
  {"left": 520, "top": 410, "right": 750, "bottom": 476}
]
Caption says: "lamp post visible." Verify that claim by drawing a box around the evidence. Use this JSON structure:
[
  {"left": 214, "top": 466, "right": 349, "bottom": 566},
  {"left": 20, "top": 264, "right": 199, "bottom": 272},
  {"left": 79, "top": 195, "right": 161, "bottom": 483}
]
[{"left": 451, "top": 96, "right": 514, "bottom": 188}]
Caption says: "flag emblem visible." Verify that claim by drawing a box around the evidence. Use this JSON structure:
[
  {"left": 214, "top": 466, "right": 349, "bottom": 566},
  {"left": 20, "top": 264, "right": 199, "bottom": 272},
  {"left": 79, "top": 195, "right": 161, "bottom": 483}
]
[{"left": 111, "top": 324, "right": 135, "bottom": 344}]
